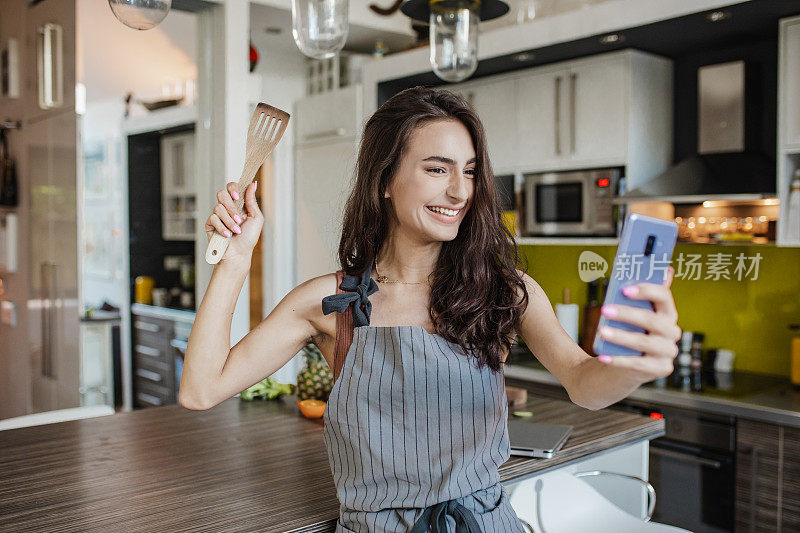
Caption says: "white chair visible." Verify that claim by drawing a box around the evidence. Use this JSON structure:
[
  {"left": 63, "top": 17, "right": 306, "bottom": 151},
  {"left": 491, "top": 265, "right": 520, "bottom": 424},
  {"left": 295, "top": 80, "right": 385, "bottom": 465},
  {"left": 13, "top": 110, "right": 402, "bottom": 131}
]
[
  {"left": 0, "top": 405, "right": 115, "bottom": 431},
  {"left": 508, "top": 469, "right": 693, "bottom": 533}
]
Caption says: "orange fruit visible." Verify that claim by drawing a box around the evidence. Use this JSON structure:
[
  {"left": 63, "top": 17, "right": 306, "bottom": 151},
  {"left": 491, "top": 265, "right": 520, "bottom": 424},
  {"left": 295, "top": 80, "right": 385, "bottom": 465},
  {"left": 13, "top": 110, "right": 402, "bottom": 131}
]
[{"left": 297, "top": 399, "right": 326, "bottom": 419}]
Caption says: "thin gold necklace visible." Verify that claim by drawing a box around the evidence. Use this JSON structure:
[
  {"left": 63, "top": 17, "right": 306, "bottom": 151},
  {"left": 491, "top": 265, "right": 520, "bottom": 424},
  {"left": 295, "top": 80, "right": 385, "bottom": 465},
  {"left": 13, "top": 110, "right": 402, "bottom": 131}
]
[{"left": 374, "top": 261, "right": 430, "bottom": 285}]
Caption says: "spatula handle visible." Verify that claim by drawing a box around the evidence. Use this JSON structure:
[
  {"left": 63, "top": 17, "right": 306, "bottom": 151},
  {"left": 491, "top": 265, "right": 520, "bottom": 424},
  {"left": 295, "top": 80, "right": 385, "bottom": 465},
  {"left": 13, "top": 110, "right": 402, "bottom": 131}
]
[{"left": 205, "top": 183, "right": 249, "bottom": 265}]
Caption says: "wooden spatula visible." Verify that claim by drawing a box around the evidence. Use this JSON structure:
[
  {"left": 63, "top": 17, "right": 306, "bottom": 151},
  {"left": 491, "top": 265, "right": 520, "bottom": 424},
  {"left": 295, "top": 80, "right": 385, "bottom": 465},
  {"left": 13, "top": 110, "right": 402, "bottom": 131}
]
[{"left": 205, "top": 103, "right": 290, "bottom": 265}]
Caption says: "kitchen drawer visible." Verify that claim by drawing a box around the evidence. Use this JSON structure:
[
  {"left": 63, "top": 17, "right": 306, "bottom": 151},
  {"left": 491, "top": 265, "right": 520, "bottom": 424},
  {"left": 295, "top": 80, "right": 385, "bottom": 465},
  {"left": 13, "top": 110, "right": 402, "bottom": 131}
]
[
  {"left": 135, "top": 378, "right": 174, "bottom": 406},
  {"left": 134, "top": 365, "right": 172, "bottom": 388},
  {"left": 133, "top": 338, "right": 171, "bottom": 365},
  {"left": 133, "top": 316, "right": 174, "bottom": 337}
]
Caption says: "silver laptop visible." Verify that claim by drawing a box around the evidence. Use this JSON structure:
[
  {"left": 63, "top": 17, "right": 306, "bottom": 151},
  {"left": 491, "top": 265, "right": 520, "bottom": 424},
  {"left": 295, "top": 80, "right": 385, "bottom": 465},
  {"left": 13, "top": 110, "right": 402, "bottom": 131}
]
[{"left": 508, "top": 421, "right": 573, "bottom": 458}]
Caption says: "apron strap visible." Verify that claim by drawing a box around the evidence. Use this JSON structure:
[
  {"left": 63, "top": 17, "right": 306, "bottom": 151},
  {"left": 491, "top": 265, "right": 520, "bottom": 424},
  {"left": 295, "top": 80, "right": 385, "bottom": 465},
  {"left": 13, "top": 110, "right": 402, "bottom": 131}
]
[{"left": 332, "top": 269, "right": 355, "bottom": 383}]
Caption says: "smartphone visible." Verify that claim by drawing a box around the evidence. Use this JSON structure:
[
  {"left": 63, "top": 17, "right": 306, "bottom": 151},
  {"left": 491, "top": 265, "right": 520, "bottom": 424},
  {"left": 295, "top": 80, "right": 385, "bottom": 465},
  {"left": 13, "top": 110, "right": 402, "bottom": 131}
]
[{"left": 593, "top": 213, "right": 678, "bottom": 357}]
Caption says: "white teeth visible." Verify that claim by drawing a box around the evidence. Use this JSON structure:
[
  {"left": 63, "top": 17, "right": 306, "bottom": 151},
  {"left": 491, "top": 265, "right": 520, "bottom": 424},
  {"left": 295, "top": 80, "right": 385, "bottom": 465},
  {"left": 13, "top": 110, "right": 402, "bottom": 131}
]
[{"left": 427, "top": 206, "right": 459, "bottom": 216}]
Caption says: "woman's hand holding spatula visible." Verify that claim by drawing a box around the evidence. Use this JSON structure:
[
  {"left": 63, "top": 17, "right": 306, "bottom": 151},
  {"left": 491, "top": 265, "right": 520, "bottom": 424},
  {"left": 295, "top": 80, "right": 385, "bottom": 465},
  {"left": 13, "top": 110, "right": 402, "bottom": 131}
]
[{"left": 204, "top": 181, "right": 263, "bottom": 265}]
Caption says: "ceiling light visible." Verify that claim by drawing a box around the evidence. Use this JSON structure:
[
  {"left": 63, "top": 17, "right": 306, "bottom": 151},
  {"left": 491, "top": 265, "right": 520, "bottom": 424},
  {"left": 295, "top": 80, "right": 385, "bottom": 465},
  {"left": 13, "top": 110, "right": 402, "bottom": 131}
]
[
  {"left": 401, "top": 0, "right": 510, "bottom": 83},
  {"left": 599, "top": 33, "right": 625, "bottom": 45},
  {"left": 291, "top": 0, "right": 349, "bottom": 59},
  {"left": 706, "top": 11, "right": 731, "bottom": 23}
]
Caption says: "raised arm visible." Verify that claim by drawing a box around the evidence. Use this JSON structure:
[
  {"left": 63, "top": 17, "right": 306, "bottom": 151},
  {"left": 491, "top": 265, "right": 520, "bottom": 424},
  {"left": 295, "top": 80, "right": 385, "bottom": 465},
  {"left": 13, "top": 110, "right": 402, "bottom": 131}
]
[{"left": 179, "top": 181, "right": 324, "bottom": 410}]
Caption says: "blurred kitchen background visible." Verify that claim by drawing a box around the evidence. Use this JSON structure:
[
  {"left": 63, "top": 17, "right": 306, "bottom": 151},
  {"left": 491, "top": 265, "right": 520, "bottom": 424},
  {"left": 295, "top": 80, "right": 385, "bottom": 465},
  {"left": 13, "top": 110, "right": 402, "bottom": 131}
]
[{"left": 2, "top": 1, "right": 800, "bottom": 530}]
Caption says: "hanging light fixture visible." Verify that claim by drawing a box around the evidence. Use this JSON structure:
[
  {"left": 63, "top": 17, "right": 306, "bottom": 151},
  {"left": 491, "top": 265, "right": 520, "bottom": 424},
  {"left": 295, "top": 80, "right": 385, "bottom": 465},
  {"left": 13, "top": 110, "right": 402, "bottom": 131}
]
[
  {"left": 292, "top": 0, "right": 349, "bottom": 59},
  {"left": 401, "top": 0, "right": 509, "bottom": 83},
  {"left": 108, "top": 0, "right": 171, "bottom": 31}
]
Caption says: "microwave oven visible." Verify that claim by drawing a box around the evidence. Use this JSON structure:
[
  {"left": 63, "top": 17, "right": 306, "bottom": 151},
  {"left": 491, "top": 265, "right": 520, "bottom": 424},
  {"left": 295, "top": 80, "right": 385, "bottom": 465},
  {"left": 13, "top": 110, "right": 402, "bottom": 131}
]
[{"left": 523, "top": 168, "right": 622, "bottom": 236}]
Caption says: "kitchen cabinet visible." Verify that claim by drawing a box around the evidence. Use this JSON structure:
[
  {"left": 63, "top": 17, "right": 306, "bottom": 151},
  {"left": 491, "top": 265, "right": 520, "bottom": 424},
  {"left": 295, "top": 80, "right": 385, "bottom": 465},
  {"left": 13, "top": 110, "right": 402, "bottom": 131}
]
[
  {"left": 735, "top": 419, "right": 800, "bottom": 532},
  {"left": 79, "top": 320, "right": 116, "bottom": 408},
  {"left": 453, "top": 78, "right": 519, "bottom": 173},
  {"left": 160, "top": 130, "right": 196, "bottom": 241},
  {"left": 449, "top": 50, "right": 672, "bottom": 189},
  {"left": 294, "top": 85, "right": 361, "bottom": 282},
  {"left": 130, "top": 305, "right": 192, "bottom": 408},
  {"left": 777, "top": 16, "right": 800, "bottom": 247},
  {"left": 518, "top": 54, "right": 627, "bottom": 169},
  {"left": 295, "top": 84, "right": 361, "bottom": 146}
]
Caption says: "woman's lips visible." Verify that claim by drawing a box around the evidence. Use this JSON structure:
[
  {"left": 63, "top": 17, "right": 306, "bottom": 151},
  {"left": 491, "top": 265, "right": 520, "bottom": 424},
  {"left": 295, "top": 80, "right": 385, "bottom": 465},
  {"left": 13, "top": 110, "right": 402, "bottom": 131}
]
[{"left": 426, "top": 205, "right": 460, "bottom": 224}]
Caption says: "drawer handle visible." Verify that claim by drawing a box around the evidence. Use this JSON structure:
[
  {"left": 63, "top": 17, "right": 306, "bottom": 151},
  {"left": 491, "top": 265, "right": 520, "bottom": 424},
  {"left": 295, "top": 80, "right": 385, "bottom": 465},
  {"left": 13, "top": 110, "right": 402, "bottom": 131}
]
[
  {"left": 650, "top": 447, "right": 721, "bottom": 469},
  {"left": 135, "top": 344, "right": 161, "bottom": 357},
  {"left": 136, "top": 368, "right": 163, "bottom": 382},
  {"left": 136, "top": 392, "right": 163, "bottom": 406},
  {"left": 304, "top": 127, "right": 346, "bottom": 141},
  {"left": 134, "top": 320, "right": 161, "bottom": 333}
]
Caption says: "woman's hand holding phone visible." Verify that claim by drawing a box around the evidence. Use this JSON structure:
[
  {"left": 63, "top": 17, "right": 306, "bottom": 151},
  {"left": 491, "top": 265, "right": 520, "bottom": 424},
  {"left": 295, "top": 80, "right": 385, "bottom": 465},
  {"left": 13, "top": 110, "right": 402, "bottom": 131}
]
[
  {"left": 204, "top": 180, "right": 263, "bottom": 265},
  {"left": 595, "top": 265, "right": 682, "bottom": 382}
]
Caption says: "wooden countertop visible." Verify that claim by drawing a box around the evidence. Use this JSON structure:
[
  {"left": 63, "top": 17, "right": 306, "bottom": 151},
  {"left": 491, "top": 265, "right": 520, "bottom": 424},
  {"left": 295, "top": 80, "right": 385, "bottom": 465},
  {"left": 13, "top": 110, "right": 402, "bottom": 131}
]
[{"left": 0, "top": 393, "right": 663, "bottom": 532}]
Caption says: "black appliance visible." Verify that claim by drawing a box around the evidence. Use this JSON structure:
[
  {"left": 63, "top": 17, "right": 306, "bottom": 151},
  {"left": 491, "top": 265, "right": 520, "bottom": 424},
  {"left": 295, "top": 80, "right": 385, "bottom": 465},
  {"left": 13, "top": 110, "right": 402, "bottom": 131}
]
[{"left": 614, "top": 400, "right": 735, "bottom": 533}]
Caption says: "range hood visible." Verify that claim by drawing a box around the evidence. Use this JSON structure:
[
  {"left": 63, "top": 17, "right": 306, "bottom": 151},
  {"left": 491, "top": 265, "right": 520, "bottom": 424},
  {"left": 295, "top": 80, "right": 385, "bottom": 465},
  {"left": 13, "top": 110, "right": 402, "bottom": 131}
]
[
  {"left": 617, "top": 60, "right": 777, "bottom": 205},
  {"left": 616, "top": 151, "right": 777, "bottom": 204}
]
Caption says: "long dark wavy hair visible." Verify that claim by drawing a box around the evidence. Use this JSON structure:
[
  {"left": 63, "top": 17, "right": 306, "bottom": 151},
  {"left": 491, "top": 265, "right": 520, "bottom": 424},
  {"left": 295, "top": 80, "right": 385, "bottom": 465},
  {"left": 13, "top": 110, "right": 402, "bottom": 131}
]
[{"left": 337, "top": 86, "right": 529, "bottom": 372}]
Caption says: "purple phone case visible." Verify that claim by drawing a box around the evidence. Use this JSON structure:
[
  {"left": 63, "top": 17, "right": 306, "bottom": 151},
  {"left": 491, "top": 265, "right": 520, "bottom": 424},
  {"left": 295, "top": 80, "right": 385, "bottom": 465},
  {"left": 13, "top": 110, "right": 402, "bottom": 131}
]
[{"left": 593, "top": 213, "right": 678, "bottom": 357}]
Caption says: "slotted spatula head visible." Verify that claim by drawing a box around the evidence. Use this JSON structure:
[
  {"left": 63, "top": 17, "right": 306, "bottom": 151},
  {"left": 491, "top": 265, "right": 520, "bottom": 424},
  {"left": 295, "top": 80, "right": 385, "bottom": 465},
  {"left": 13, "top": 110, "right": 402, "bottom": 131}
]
[{"left": 205, "top": 103, "right": 290, "bottom": 265}]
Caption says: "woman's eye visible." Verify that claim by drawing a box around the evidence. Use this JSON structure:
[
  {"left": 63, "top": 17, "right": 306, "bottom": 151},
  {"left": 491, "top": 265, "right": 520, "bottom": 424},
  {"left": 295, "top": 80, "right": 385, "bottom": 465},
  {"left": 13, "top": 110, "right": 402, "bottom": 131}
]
[
  {"left": 464, "top": 168, "right": 476, "bottom": 178},
  {"left": 426, "top": 167, "right": 446, "bottom": 174}
]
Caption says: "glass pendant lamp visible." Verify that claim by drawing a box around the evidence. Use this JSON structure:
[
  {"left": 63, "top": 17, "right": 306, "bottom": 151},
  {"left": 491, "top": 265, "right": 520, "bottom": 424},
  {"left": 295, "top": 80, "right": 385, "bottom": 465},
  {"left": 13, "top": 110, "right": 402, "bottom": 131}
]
[
  {"left": 401, "top": 0, "right": 510, "bottom": 83},
  {"left": 292, "top": 0, "right": 349, "bottom": 59},
  {"left": 108, "top": 0, "right": 171, "bottom": 31}
]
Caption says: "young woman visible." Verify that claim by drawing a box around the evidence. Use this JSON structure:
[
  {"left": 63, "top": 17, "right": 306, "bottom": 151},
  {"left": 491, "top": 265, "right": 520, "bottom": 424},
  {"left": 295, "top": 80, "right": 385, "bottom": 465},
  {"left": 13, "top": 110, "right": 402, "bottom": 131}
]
[{"left": 182, "top": 86, "right": 682, "bottom": 532}]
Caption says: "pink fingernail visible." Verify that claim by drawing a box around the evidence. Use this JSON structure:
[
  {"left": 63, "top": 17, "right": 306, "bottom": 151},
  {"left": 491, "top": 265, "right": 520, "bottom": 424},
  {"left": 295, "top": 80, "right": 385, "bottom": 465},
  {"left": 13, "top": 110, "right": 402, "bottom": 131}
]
[
  {"left": 234, "top": 214, "right": 242, "bottom": 224},
  {"left": 601, "top": 305, "right": 618, "bottom": 317},
  {"left": 233, "top": 225, "right": 241, "bottom": 234},
  {"left": 622, "top": 286, "right": 639, "bottom": 297},
  {"left": 598, "top": 355, "right": 612, "bottom": 363},
  {"left": 224, "top": 230, "right": 231, "bottom": 238},
  {"left": 232, "top": 191, "right": 240, "bottom": 200},
  {"left": 601, "top": 326, "right": 614, "bottom": 338}
]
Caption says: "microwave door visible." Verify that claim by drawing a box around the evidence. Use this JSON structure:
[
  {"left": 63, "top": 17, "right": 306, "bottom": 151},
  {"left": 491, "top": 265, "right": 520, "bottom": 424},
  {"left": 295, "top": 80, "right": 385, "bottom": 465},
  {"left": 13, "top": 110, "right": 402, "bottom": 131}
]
[{"left": 529, "top": 174, "right": 591, "bottom": 235}]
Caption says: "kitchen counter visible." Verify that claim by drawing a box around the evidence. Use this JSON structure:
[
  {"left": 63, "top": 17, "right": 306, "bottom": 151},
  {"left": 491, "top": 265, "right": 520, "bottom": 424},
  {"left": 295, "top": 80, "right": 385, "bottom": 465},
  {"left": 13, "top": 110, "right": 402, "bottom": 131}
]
[
  {"left": 505, "top": 356, "right": 800, "bottom": 428},
  {"left": 0, "top": 392, "right": 662, "bottom": 532},
  {"left": 131, "top": 302, "right": 196, "bottom": 323}
]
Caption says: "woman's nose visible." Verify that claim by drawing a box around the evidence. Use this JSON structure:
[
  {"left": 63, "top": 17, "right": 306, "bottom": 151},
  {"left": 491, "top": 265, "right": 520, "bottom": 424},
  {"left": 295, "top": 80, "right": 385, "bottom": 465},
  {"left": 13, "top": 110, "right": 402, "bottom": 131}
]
[{"left": 448, "top": 172, "right": 470, "bottom": 201}]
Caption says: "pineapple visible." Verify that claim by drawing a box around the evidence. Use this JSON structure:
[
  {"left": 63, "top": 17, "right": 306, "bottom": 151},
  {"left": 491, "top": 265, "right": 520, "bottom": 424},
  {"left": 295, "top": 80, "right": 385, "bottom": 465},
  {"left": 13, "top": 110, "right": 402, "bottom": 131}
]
[{"left": 296, "top": 343, "right": 333, "bottom": 401}]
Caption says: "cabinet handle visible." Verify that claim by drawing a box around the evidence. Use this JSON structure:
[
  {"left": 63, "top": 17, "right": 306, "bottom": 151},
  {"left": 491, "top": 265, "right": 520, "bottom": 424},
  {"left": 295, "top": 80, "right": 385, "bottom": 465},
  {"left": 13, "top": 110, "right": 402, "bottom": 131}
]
[
  {"left": 40, "top": 262, "right": 57, "bottom": 378},
  {"left": 135, "top": 344, "right": 161, "bottom": 357},
  {"left": 650, "top": 447, "right": 721, "bottom": 469},
  {"left": 134, "top": 320, "right": 160, "bottom": 333},
  {"left": 750, "top": 446, "right": 759, "bottom": 533},
  {"left": 569, "top": 73, "right": 577, "bottom": 154},
  {"left": 37, "top": 23, "right": 63, "bottom": 109},
  {"left": 554, "top": 76, "right": 562, "bottom": 155},
  {"left": 136, "top": 368, "right": 163, "bottom": 382},
  {"left": 304, "top": 128, "right": 346, "bottom": 141},
  {"left": 136, "top": 392, "right": 163, "bottom": 406}
]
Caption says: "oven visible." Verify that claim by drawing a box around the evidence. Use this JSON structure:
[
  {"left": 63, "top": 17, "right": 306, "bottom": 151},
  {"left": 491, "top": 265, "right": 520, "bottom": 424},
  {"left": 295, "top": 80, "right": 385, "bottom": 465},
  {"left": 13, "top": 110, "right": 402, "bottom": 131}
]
[
  {"left": 615, "top": 400, "right": 735, "bottom": 532},
  {"left": 523, "top": 167, "right": 621, "bottom": 236}
]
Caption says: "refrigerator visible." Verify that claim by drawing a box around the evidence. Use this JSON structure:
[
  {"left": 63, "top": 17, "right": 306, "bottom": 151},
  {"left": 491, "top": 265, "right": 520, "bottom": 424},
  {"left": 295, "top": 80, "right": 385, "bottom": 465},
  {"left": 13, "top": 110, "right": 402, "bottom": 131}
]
[{"left": 0, "top": 0, "right": 81, "bottom": 418}]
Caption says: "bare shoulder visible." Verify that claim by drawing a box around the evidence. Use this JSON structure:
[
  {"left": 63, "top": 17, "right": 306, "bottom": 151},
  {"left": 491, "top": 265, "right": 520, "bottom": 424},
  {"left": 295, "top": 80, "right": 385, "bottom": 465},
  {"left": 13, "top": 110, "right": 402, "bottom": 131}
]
[
  {"left": 514, "top": 268, "right": 546, "bottom": 301},
  {"left": 289, "top": 271, "right": 340, "bottom": 342}
]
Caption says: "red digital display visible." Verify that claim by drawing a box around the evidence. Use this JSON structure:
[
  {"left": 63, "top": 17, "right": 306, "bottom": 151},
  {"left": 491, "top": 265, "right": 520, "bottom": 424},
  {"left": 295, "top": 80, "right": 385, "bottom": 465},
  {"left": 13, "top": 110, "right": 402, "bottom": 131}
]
[{"left": 597, "top": 178, "right": 610, "bottom": 187}]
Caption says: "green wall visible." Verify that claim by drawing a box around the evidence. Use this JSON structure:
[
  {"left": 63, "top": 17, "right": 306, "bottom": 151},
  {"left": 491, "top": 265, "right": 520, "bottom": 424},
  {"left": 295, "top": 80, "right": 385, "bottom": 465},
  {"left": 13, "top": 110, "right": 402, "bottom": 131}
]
[{"left": 518, "top": 243, "right": 800, "bottom": 376}]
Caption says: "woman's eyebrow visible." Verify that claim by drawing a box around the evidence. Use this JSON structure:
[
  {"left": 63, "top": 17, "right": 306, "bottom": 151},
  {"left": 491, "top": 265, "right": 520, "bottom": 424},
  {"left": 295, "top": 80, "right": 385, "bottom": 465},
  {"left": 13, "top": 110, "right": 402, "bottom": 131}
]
[{"left": 422, "top": 155, "right": 477, "bottom": 165}]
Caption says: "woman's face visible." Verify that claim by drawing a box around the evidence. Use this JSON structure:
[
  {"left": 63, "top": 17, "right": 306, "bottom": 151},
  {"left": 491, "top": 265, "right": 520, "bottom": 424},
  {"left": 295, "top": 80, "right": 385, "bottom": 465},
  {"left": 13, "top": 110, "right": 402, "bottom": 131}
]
[{"left": 384, "top": 119, "right": 476, "bottom": 242}]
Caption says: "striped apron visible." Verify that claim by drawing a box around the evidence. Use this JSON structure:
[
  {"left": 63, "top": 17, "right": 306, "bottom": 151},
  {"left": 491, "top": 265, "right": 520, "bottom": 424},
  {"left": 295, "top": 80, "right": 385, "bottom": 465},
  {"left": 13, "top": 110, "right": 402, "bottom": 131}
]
[{"left": 321, "top": 261, "right": 526, "bottom": 532}]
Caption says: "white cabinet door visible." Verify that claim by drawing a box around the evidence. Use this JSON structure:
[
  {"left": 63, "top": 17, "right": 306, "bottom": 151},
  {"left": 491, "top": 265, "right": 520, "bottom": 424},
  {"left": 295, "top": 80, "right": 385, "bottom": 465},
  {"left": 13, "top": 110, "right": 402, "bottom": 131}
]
[
  {"left": 295, "top": 140, "right": 358, "bottom": 283},
  {"left": 782, "top": 19, "right": 800, "bottom": 147},
  {"left": 295, "top": 85, "right": 360, "bottom": 145},
  {"left": 465, "top": 78, "right": 519, "bottom": 171},
  {"left": 517, "top": 70, "right": 563, "bottom": 169},
  {"left": 568, "top": 56, "right": 628, "bottom": 164}
]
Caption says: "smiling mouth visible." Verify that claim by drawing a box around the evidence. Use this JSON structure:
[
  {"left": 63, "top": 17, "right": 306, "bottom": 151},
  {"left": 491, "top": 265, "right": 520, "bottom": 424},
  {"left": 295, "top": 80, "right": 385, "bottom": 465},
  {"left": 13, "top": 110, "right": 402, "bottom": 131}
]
[{"left": 426, "top": 206, "right": 461, "bottom": 217}]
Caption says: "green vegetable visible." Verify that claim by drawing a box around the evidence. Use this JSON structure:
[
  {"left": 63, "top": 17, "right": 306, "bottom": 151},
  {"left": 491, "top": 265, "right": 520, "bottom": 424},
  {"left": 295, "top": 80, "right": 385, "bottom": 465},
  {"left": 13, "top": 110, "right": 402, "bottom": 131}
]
[
  {"left": 512, "top": 410, "right": 534, "bottom": 418},
  {"left": 239, "top": 377, "right": 295, "bottom": 401}
]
